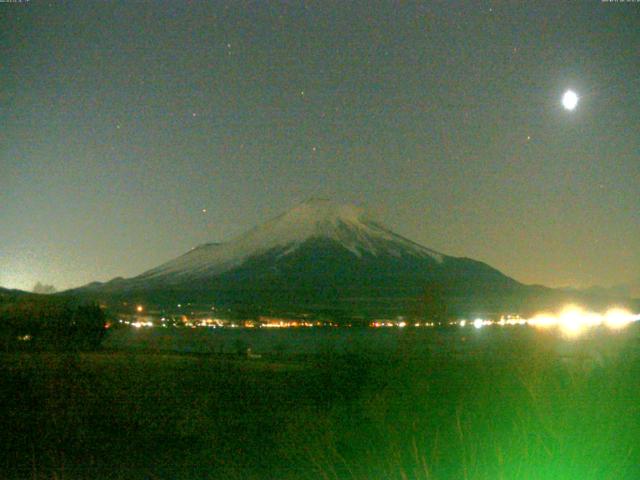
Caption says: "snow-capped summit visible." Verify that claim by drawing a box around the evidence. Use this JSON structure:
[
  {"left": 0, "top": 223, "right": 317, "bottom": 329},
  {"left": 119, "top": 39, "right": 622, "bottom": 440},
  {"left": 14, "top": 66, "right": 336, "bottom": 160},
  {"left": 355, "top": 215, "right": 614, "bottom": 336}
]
[{"left": 138, "top": 199, "right": 443, "bottom": 283}]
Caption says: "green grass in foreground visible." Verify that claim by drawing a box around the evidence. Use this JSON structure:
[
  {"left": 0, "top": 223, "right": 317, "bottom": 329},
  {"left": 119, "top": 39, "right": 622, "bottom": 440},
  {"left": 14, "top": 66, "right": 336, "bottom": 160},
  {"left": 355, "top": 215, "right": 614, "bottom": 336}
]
[{"left": 1, "top": 328, "right": 639, "bottom": 479}]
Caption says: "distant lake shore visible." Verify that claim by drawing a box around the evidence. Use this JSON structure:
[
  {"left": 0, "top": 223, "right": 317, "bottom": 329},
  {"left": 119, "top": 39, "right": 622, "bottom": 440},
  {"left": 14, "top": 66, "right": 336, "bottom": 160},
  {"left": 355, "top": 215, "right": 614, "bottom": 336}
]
[{"left": 103, "top": 323, "right": 640, "bottom": 362}]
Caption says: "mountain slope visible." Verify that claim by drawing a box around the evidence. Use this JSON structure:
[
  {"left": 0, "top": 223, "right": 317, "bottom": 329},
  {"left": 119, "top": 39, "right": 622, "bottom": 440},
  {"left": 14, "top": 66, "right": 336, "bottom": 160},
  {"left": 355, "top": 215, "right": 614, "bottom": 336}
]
[{"left": 71, "top": 199, "right": 526, "bottom": 316}]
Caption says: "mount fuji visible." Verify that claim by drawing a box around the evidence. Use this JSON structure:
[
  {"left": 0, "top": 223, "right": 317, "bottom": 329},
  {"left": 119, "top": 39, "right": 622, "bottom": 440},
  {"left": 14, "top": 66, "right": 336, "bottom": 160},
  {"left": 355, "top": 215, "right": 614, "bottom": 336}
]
[{"left": 71, "top": 199, "right": 526, "bottom": 317}]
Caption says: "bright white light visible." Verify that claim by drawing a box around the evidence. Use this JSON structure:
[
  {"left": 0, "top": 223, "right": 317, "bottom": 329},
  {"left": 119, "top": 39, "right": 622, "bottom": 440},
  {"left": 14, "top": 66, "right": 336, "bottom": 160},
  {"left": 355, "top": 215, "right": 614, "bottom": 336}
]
[
  {"left": 530, "top": 313, "right": 557, "bottom": 329},
  {"left": 562, "top": 90, "right": 579, "bottom": 111},
  {"left": 131, "top": 321, "right": 153, "bottom": 328},
  {"left": 459, "top": 320, "right": 466, "bottom": 327},
  {"left": 558, "top": 305, "right": 587, "bottom": 337},
  {"left": 473, "top": 318, "right": 484, "bottom": 329},
  {"left": 604, "top": 308, "right": 634, "bottom": 330},
  {"left": 518, "top": 305, "right": 639, "bottom": 336}
]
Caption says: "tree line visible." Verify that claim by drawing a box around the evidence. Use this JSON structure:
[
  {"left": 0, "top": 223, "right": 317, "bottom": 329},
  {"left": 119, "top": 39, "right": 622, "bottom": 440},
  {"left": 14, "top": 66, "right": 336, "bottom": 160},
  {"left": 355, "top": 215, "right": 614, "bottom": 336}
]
[{"left": 0, "top": 296, "right": 107, "bottom": 351}]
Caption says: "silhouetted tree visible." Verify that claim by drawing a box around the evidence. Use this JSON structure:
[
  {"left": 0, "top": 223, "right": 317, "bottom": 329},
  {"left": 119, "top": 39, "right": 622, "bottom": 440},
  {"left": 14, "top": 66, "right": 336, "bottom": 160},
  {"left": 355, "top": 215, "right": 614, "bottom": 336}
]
[{"left": 32, "top": 282, "right": 57, "bottom": 294}]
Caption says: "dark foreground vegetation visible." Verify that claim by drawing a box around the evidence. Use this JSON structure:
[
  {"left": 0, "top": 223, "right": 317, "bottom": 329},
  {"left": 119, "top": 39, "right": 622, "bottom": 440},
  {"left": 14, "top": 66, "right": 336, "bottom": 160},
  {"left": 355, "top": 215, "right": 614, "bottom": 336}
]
[
  {"left": 1, "top": 325, "right": 640, "bottom": 479},
  {"left": 0, "top": 295, "right": 106, "bottom": 352}
]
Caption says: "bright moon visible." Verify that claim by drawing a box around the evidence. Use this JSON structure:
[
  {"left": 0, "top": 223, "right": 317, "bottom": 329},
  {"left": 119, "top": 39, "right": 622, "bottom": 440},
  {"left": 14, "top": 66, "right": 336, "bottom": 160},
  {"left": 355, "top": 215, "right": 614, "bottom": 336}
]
[{"left": 562, "top": 90, "right": 579, "bottom": 111}]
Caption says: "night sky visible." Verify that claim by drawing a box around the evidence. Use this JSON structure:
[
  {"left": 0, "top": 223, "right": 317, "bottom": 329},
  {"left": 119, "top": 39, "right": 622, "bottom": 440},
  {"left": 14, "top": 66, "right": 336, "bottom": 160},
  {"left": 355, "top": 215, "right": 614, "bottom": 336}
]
[{"left": 2, "top": 1, "right": 638, "bottom": 292}]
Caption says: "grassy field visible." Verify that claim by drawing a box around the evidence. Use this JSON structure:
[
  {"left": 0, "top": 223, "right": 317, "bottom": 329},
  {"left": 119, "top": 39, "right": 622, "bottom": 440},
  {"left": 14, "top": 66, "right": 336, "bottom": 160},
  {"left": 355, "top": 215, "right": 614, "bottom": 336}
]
[{"left": 1, "top": 326, "right": 639, "bottom": 479}]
